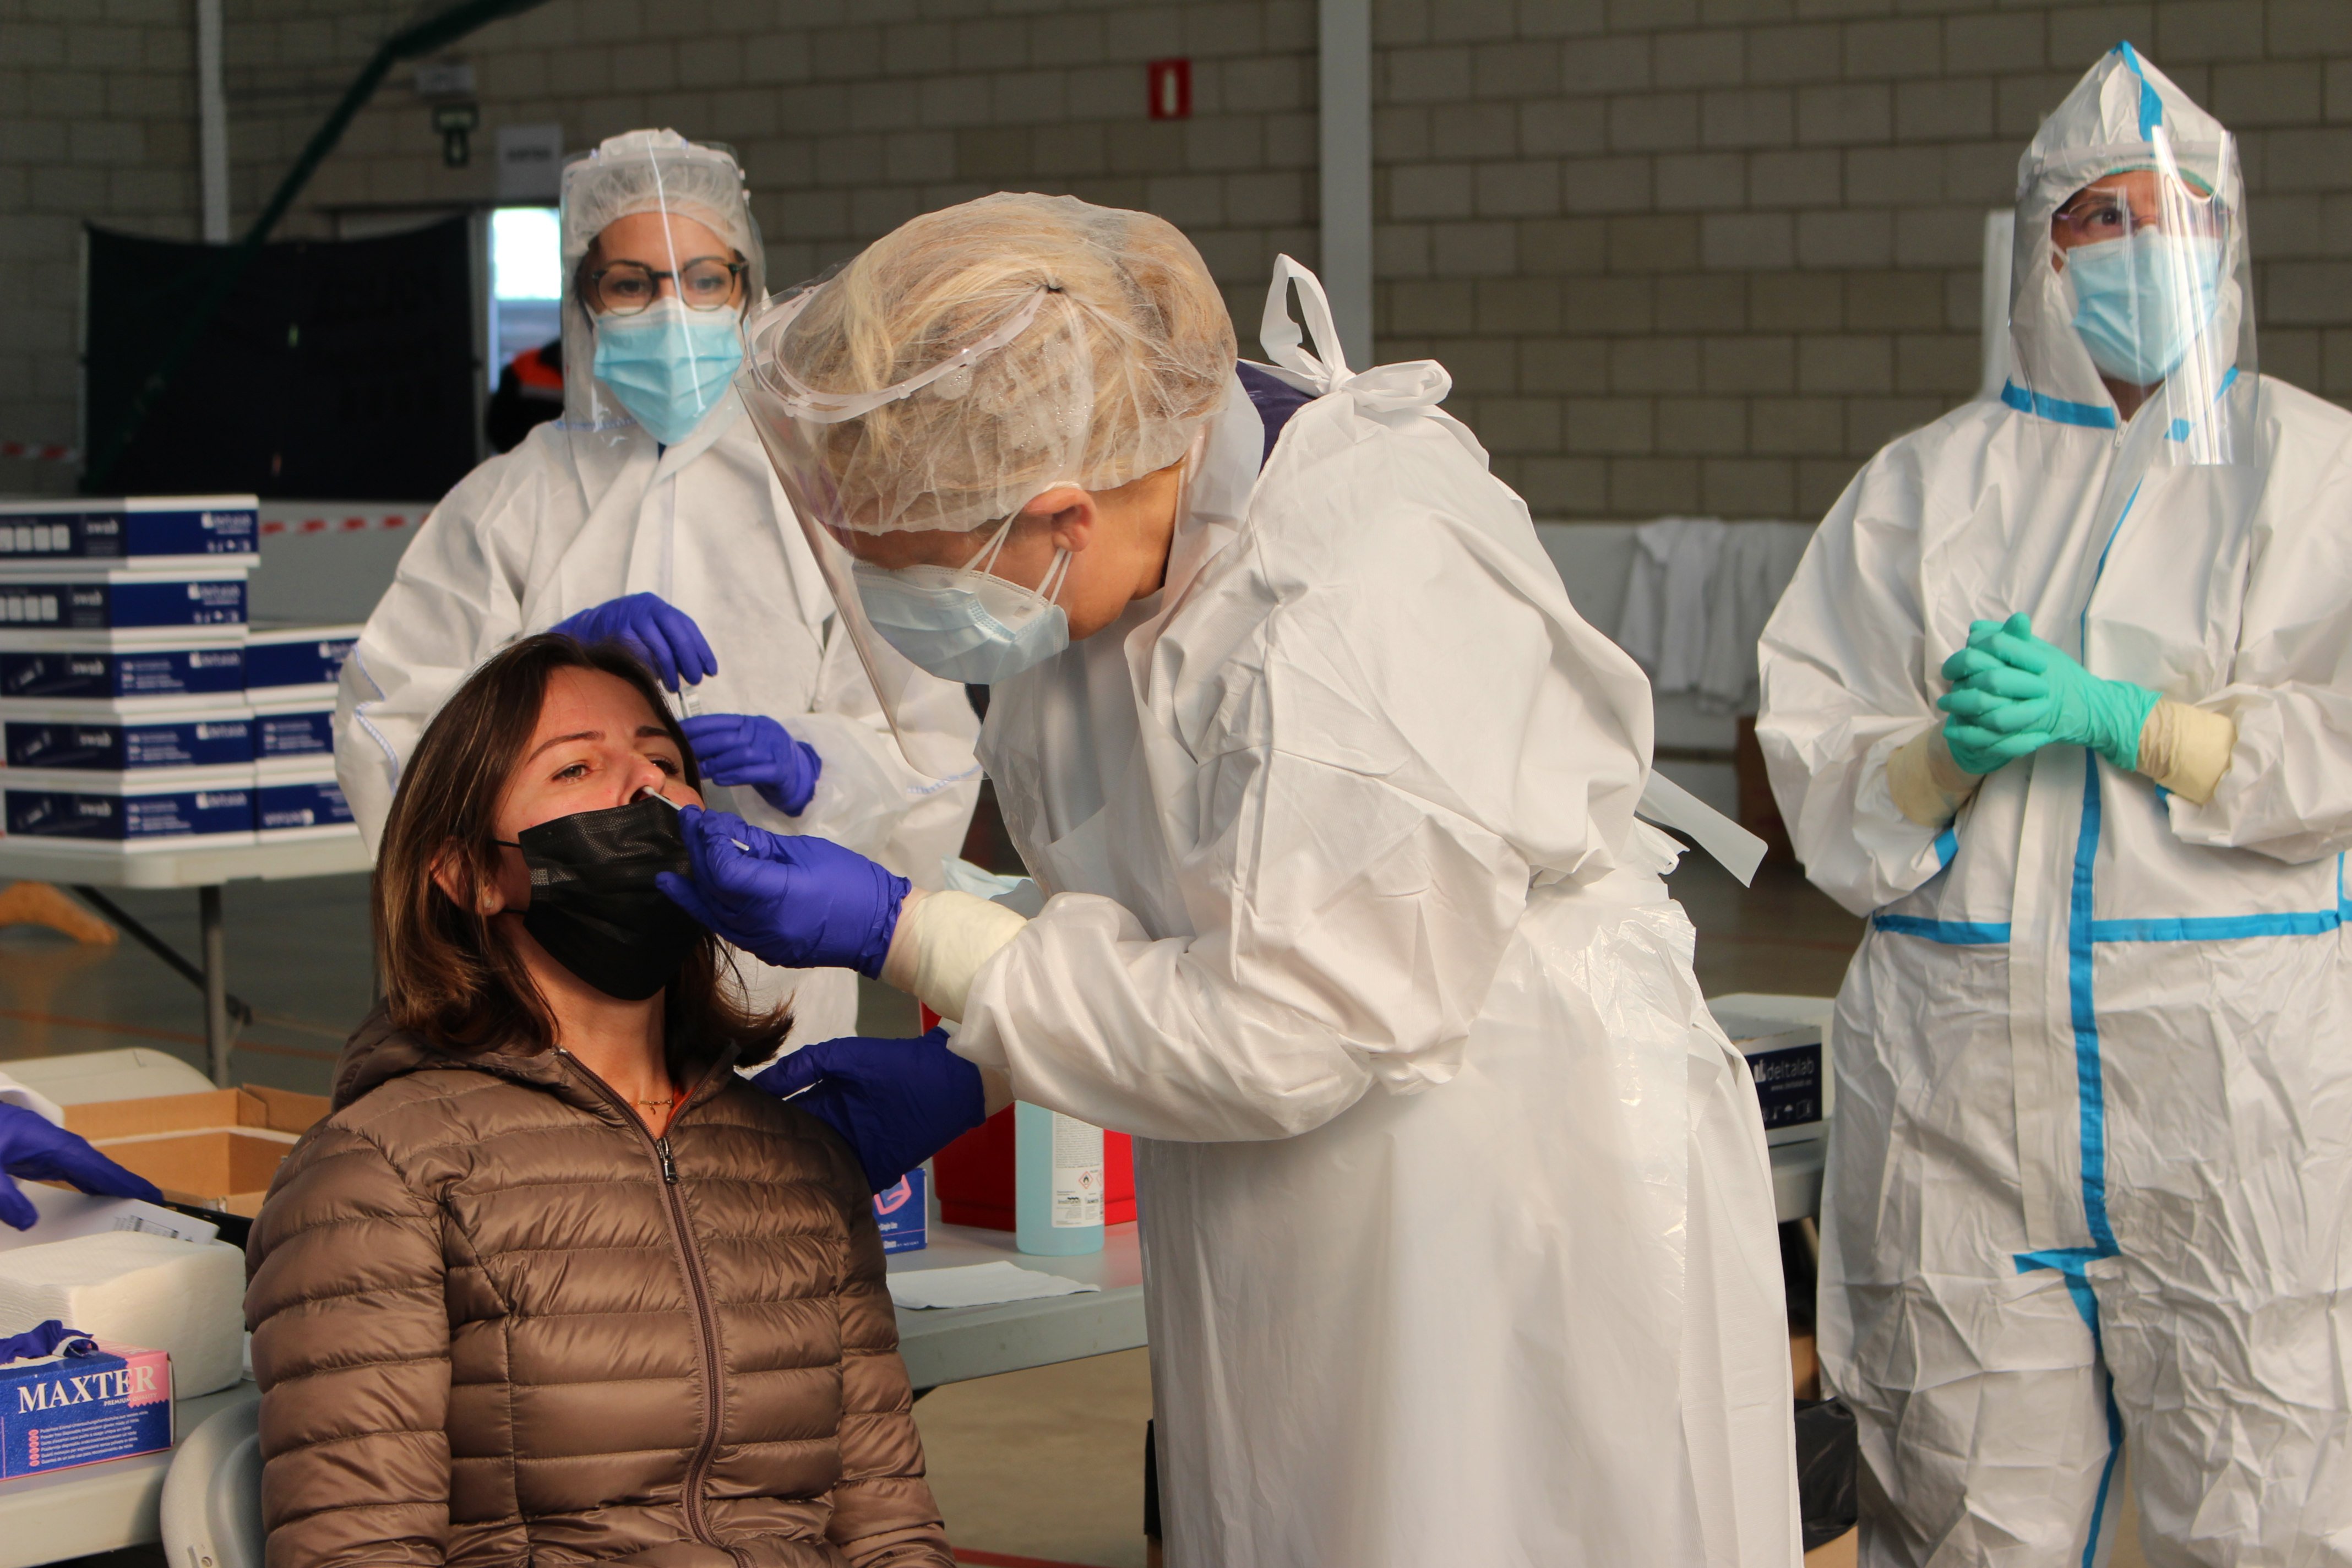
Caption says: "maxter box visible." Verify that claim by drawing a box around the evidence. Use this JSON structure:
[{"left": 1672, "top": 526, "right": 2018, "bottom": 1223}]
[
  {"left": 875, "top": 1166, "right": 927, "bottom": 1255},
  {"left": 0, "top": 1344, "right": 173, "bottom": 1479}
]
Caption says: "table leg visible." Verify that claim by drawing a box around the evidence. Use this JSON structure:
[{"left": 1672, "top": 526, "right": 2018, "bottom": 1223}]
[{"left": 199, "top": 884, "right": 230, "bottom": 1085}]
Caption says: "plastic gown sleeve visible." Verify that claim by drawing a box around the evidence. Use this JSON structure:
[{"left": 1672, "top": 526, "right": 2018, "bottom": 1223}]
[
  {"left": 768, "top": 605, "right": 978, "bottom": 885},
  {"left": 1756, "top": 455, "right": 1953, "bottom": 917},
  {"left": 334, "top": 453, "right": 535, "bottom": 851},
  {"left": 951, "top": 747, "right": 1533, "bottom": 1144},
  {"left": 2164, "top": 441, "right": 2352, "bottom": 862}
]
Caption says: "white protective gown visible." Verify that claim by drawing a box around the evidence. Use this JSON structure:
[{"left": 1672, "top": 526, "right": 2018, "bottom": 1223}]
[
  {"left": 952, "top": 335, "right": 1800, "bottom": 1565},
  {"left": 335, "top": 393, "right": 981, "bottom": 1041},
  {"left": 1758, "top": 48, "right": 2352, "bottom": 1568}
]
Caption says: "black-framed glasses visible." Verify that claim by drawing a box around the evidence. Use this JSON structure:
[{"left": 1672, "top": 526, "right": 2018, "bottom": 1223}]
[{"left": 586, "top": 256, "right": 745, "bottom": 315}]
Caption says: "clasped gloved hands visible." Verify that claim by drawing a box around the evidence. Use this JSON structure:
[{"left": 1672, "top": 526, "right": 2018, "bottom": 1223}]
[
  {"left": 550, "top": 593, "right": 718, "bottom": 693},
  {"left": 1936, "top": 614, "right": 2160, "bottom": 775},
  {"left": 680, "top": 713, "right": 822, "bottom": 816},
  {"left": 657, "top": 807, "right": 908, "bottom": 975},
  {"left": 0, "top": 1103, "right": 164, "bottom": 1231},
  {"left": 750, "top": 1029, "right": 986, "bottom": 1193}
]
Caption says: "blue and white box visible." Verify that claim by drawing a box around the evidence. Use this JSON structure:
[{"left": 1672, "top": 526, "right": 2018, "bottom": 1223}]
[
  {"left": 0, "top": 1343, "right": 173, "bottom": 1479},
  {"left": 255, "top": 766, "right": 355, "bottom": 841},
  {"left": 2, "top": 766, "right": 257, "bottom": 847},
  {"left": 244, "top": 624, "right": 359, "bottom": 699},
  {"left": 3, "top": 705, "right": 254, "bottom": 771},
  {"left": 0, "top": 640, "right": 248, "bottom": 705},
  {"left": 0, "top": 571, "right": 247, "bottom": 634},
  {"left": 0, "top": 496, "right": 257, "bottom": 570},
  {"left": 253, "top": 703, "right": 333, "bottom": 765},
  {"left": 1707, "top": 993, "right": 1835, "bottom": 1146},
  {"left": 874, "top": 1166, "right": 927, "bottom": 1255}
]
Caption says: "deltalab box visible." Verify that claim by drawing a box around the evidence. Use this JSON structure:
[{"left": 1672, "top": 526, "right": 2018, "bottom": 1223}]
[{"left": 1707, "top": 992, "right": 1835, "bottom": 1145}]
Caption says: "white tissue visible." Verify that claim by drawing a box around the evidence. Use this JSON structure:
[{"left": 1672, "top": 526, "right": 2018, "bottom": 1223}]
[
  {"left": 886, "top": 1260, "right": 1100, "bottom": 1310},
  {"left": 0, "top": 1230, "right": 246, "bottom": 1395}
]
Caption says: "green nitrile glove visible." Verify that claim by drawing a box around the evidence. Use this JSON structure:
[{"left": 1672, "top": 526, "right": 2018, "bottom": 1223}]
[{"left": 1935, "top": 613, "right": 2159, "bottom": 774}]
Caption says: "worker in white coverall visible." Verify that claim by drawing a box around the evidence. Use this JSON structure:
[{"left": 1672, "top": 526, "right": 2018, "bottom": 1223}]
[
  {"left": 334, "top": 129, "right": 979, "bottom": 1041},
  {"left": 1759, "top": 46, "right": 2352, "bottom": 1567},
  {"left": 655, "top": 193, "right": 1801, "bottom": 1566}
]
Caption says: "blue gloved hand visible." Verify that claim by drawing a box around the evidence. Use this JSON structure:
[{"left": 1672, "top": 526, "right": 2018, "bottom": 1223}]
[
  {"left": 657, "top": 806, "right": 909, "bottom": 976},
  {"left": 751, "top": 1028, "right": 986, "bottom": 1193},
  {"left": 0, "top": 1320, "right": 97, "bottom": 1365},
  {"left": 680, "top": 713, "right": 822, "bottom": 816},
  {"left": 1936, "top": 613, "right": 2160, "bottom": 774},
  {"left": 549, "top": 593, "right": 718, "bottom": 693},
  {"left": 0, "top": 1102, "right": 164, "bottom": 1231}
]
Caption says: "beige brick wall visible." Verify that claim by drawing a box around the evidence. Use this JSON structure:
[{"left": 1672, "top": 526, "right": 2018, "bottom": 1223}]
[{"left": 12, "top": 0, "right": 2352, "bottom": 520}]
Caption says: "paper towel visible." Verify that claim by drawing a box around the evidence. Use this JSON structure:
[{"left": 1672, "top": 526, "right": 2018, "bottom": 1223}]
[
  {"left": 886, "top": 1260, "right": 1100, "bottom": 1310},
  {"left": 0, "top": 1231, "right": 245, "bottom": 1395}
]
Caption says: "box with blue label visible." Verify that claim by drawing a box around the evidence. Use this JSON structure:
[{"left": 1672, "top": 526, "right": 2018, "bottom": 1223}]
[
  {"left": 875, "top": 1166, "right": 927, "bottom": 1255},
  {"left": 3, "top": 767, "right": 257, "bottom": 847},
  {"left": 1706, "top": 993, "right": 1834, "bottom": 1146},
  {"left": 252, "top": 703, "right": 333, "bottom": 765},
  {"left": 244, "top": 624, "right": 360, "bottom": 697},
  {"left": 0, "top": 642, "right": 247, "bottom": 704},
  {"left": 0, "top": 495, "right": 257, "bottom": 569},
  {"left": 0, "top": 1343, "right": 173, "bottom": 1479},
  {"left": 255, "top": 769, "right": 355, "bottom": 840},
  {"left": 0, "top": 571, "right": 247, "bottom": 634},
  {"left": 3, "top": 706, "right": 253, "bottom": 770}
]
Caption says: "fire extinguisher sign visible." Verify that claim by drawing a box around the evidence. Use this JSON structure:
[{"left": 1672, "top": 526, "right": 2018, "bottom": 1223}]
[{"left": 1147, "top": 58, "right": 1192, "bottom": 121}]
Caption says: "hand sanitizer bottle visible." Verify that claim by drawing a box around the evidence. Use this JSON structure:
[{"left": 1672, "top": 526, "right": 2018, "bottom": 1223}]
[{"left": 1015, "top": 1101, "right": 1104, "bottom": 1256}]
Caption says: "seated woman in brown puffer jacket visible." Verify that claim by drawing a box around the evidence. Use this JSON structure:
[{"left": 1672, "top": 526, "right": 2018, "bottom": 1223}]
[{"left": 245, "top": 634, "right": 951, "bottom": 1568}]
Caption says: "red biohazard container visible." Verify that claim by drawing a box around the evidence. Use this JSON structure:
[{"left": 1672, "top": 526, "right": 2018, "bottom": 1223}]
[{"left": 933, "top": 1109, "right": 1135, "bottom": 1229}]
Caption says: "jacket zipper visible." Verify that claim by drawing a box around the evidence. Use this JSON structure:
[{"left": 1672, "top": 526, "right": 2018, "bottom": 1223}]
[{"left": 560, "top": 1054, "right": 736, "bottom": 1560}]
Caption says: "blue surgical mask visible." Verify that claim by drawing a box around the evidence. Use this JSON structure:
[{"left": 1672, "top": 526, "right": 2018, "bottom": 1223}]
[
  {"left": 2066, "top": 232, "right": 2223, "bottom": 388},
  {"left": 591, "top": 299, "right": 744, "bottom": 445},
  {"left": 851, "top": 524, "right": 1071, "bottom": 685}
]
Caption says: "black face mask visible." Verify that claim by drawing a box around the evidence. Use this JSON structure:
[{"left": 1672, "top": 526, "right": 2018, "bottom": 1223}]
[{"left": 500, "top": 794, "right": 704, "bottom": 1001}]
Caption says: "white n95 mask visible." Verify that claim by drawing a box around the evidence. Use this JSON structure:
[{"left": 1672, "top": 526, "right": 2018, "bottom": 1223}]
[{"left": 851, "top": 522, "right": 1071, "bottom": 685}]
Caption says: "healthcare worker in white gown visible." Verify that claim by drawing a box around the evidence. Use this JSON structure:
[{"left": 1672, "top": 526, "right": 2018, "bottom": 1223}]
[
  {"left": 334, "top": 129, "right": 979, "bottom": 1040},
  {"left": 1759, "top": 47, "right": 2352, "bottom": 1567},
  {"left": 657, "top": 193, "right": 1800, "bottom": 1566}
]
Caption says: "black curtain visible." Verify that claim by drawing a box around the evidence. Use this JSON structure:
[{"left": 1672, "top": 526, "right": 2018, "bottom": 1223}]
[{"left": 84, "top": 217, "right": 480, "bottom": 500}]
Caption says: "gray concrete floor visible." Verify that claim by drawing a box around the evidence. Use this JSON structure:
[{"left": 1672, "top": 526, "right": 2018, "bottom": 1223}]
[{"left": 15, "top": 857, "right": 2155, "bottom": 1568}]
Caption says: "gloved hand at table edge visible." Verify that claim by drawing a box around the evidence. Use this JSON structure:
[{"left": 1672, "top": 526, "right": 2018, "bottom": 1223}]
[
  {"left": 0, "top": 1102, "right": 164, "bottom": 1231},
  {"left": 549, "top": 592, "right": 718, "bottom": 693},
  {"left": 1936, "top": 613, "right": 2160, "bottom": 775},
  {"left": 680, "top": 712, "right": 822, "bottom": 816},
  {"left": 656, "top": 806, "right": 908, "bottom": 976},
  {"left": 750, "top": 1028, "right": 986, "bottom": 1194}
]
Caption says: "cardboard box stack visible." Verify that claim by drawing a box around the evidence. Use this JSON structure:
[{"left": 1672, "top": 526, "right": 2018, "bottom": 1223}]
[{"left": 0, "top": 497, "right": 360, "bottom": 850}]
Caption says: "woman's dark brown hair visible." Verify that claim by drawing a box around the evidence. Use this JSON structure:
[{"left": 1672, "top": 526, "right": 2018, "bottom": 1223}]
[{"left": 373, "top": 633, "right": 788, "bottom": 1065}]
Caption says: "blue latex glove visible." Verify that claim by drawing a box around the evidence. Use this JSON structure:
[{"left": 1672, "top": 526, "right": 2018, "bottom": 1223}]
[
  {"left": 680, "top": 712, "right": 822, "bottom": 816},
  {"left": 751, "top": 1028, "right": 986, "bottom": 1193},
  {"left": 657, "top": 806, "right": 909, "bottom": 976},
  {"left": 549, "top": 593, "right": 718, "bottom": 693},
  {"left": 0, "top": 1320, "right": 97, "bottom": 1365},
  {"left": 0, "top": 1102, "right": 164, "bottom": 1231},
  {"left": 1936, "top": 613, "right": 2161, "bottom": 774}
]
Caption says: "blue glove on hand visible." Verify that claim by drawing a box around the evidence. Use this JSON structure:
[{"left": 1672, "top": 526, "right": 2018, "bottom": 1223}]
[
  {"left": 657, "top": 807, "right": 909, "bottom": 976},
  {"left": 0, "top": 1102, "right": 164, "bottom": 1231},
  {"left": 680, "top": 713, "right": 822, "bottom": 816},
  {"left": 549, "top": 593, "right": 718, "bottom": 693},
  {"left": 750, "top": 1028, "right": 986, "bottom": 1193},
  {"left": 1936, "top": 613, "right": 2160, "bottom": 775}
]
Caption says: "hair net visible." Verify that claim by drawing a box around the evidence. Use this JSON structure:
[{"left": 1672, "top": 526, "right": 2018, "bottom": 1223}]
[
  {"left": 556, "top": 129, "right": 765, "bottom": 430},
  {"left": 738, "top": 192, "right": 1236, "bottom": 535}
]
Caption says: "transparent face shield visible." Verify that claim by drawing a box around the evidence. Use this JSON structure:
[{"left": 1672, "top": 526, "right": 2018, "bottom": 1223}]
[
  {"left": 736, "top": 282, "right": 1058, "bottom": 780},
  {"left": 2008, "top": 126, "right": 2255, "bottom": 469},
  {"left": 556, "top": 132, "right": 763, "bottom": 443}
]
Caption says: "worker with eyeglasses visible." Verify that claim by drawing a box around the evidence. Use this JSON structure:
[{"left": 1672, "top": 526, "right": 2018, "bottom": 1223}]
[{"left": 335, "top": 129, "right": 979, "bottom": 1044}]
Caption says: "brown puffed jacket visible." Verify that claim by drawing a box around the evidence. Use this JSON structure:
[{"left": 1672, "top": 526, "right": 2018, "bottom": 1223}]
[{"left": 244, "top": 1009, "right": 950, "bottom": 1568}]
